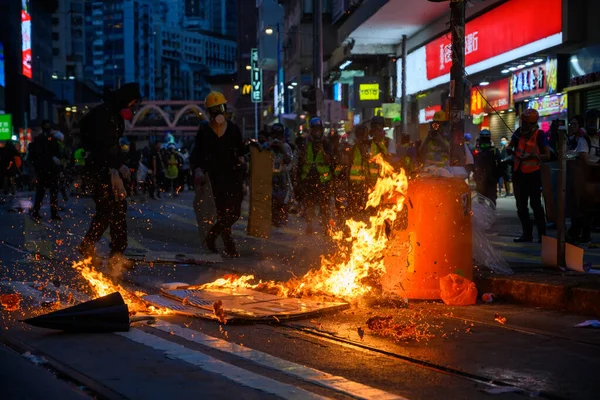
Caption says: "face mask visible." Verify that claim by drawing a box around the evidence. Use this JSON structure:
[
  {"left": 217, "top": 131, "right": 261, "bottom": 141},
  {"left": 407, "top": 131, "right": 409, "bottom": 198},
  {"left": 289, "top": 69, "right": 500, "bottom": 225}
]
[
  {"left": 500, "top": 140, "right": 507, "bottom": 146},
  {"left": 120, "top": 108, "right": 133, "bottom": 121},
  {"left": 215, "top": 114, "right": 225, "bottom": 124}
]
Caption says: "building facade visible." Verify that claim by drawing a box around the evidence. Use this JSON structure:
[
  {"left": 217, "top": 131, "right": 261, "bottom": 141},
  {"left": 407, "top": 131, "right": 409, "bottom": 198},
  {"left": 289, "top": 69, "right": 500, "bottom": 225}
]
[{"left": 52, "top": 0, "right": 85, "bottom": 80}]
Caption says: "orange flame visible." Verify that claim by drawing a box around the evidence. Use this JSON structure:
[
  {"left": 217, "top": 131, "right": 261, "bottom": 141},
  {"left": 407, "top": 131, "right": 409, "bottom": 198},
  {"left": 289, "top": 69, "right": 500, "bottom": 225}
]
[{"left": 194, "top": 155, "right": 409, "bottom": 301}]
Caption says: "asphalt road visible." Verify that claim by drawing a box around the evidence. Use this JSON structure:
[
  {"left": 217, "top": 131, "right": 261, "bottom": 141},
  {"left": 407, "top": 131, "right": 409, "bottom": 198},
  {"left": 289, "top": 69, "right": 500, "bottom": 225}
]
[{"left": 1, "top": 190, "right": 599, "bottom": 400}]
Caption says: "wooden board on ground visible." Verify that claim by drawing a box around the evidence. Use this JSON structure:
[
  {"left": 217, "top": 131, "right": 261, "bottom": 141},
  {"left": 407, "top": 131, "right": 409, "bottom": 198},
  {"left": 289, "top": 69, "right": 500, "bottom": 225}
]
[
  {"left": 247, "top": 145, "right": 272, "bottom": 239},
  {"left": 193, "top": 176, "right": 217, "bottom": 247},
  {"left": 152, "top": 287, "right": 349, "bottom": 322},
  {"left": 124, "top": 251, "right": 223, "bottom": 264}
]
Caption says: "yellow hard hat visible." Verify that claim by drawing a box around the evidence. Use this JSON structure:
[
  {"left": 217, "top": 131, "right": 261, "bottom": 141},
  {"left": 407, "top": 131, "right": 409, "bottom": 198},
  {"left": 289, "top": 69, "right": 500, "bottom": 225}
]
[
  {"left": 205, "top": 92, "right": 227, "bottom": 108},
  {"left": 432, "top": 110, "right": 448, "bottom": 122}
]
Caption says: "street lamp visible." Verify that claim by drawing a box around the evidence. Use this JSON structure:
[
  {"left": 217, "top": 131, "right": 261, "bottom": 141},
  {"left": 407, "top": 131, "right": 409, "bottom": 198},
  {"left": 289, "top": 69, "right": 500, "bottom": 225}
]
[
  {"left": 234, "top": 84, "right": 240, "bottom": 90},
  {"left": 265, "top": 27, "right": 274, "bottom": 35},
  {"left": 245, "top": 65, "right": 251, "bottom": 70}
]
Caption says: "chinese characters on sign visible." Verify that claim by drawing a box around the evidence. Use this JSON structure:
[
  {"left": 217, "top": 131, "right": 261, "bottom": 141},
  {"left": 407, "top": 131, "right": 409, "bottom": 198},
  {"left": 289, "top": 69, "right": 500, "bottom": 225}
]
[
  {"left": 527, "top": 94, "right": 567, "bottom": 117},
  {"left": 512, "top": 59, "right": 557, "bottom": 101},
  {"left": 439, "top": 32, "right": 479, "bottom": 71},
  {"left": 0, "top": 114, "right": 12, "bottom": 141},
  {"left": 250, "top": 48, "right": 262, "bottom": 103}
]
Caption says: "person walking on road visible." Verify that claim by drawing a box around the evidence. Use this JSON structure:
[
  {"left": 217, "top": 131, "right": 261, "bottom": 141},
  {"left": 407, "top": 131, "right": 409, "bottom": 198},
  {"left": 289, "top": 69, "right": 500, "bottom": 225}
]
[
  {"left": 507, "top": 109, "right": 550, "bottom": 243},
  {"left": 473, "top": 129, "right": 502, "bottom": 205},
  {"left": 29, "top": 120, "right": 62, "bottom": 221},
  {"left": 78, "top": 83, "right": 142, "bottom": 277},
  {"left": 191, "top": 91, "right": 245, "bottom": 257},
  {"left": 298, "top": 117, "right": 333, "bottom": 235}
]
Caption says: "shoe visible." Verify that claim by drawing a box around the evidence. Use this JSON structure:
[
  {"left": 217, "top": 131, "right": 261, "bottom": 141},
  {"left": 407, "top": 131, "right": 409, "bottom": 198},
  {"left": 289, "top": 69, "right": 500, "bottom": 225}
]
[{"left": 514, "top": 236, "right": 533, "bottom": 243}]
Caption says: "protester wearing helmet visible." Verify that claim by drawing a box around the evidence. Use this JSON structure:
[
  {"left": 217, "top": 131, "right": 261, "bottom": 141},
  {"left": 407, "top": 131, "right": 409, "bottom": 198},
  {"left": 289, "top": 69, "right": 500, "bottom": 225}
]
[
  {"left": 191, "top": 91, "right": 244, "bottom": 257},
  {"left": 420, "top": 111, "right": 450, "bottom": 168},
  {"left": 347, "top": 124, "right": 373, "bottom": 217},
  {"left": 507, "top": 108, "right": 550, "bottom": 243},
  {"left": 473, "top": 129, "right": 501, "bottom": 205},
  {"left": 298, "top": 117, "right": 332, "bottom": 234}
]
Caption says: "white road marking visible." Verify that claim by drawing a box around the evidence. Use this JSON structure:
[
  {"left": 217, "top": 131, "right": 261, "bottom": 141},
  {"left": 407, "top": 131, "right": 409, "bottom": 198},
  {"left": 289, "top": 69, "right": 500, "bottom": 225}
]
[
  {"left": 150, "top": 321, "right": 407, "bottom": 400},
  {"left": 118, "top": 329, "right": 326, "bottom": 400}
]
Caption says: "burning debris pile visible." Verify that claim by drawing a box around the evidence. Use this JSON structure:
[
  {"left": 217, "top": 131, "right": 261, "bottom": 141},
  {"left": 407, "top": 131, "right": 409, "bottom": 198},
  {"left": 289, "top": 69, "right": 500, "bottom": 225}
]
[{"left": 193, "top": 156, "right": 409, "bottom": 301}]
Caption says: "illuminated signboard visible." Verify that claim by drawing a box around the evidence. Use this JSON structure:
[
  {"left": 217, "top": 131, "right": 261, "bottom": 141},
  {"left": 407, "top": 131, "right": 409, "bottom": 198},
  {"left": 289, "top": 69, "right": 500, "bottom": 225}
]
[
  {"left": 425, "top": 0, "right": 562, "bottom": 80},
  {"left": 0, "top": 42, "right": 5, "bottom": 88},
  {"left": 0, "top": 113, "right": 12, "bottom": 141},
  {"left": 401, "top": 0, "right": 562, "bottom": 96},
  {"left": 470, "top": 78, "right": 510, "bottom": 115},
  {"left": 527, "top": 94, "right": 567, "bottom": 117},
  {"left": 353, "top": 76, "right": 382, "bottom": 108},
  {"left": 242, "top": 84, "right": 252, "bottom": 95},
  {"left": 250, "top": 48, "right": 262, "bottom": 103},
  {"left": 511, "top": 58, "right": 557, "bottom": 101},
  {"left": 22, "top": 1, "right": 32, "bottom": 79},
  {"left": 418, "top": 105, "right": 442, "bottom": 124}
]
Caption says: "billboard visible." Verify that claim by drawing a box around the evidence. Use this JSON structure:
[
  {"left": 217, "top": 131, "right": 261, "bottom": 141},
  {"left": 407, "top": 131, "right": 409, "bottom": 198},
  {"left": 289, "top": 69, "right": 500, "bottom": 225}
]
[
  {"left": 470, "top": 78, "right": 510, "bottom": 115},
  {"left": 511, "top": 58, "right": 558, "bottom": 101},
  {"left": 353, "top": 76, "right": 383, "bottom": 109},
  {"left": 22, "top": 0, "right": 32, "bottom": 79},
  {"left": 0, "top": 114, "right": 12, "bottom": 141}
]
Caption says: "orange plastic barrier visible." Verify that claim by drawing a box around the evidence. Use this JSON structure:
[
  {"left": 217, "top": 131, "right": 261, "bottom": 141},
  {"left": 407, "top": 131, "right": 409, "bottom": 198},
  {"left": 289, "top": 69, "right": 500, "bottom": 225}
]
[{"left": 382, "top": 177, "right": 472, "bottom": 299}]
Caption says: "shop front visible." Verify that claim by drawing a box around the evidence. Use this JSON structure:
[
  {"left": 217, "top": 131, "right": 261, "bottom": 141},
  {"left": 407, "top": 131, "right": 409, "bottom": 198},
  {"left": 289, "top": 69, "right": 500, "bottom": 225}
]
[{"left": 469, "top": 78, "right": 513, "bottom": 144}]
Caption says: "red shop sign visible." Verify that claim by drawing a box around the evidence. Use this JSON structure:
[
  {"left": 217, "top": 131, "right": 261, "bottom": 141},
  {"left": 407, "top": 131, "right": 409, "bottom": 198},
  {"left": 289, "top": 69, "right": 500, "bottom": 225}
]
[
  {"left": 419, "top": 105, "right": 442, "bottom": 124},
  {"left": 425, "top": 0, "right": 562, "bottom": 80},
  {"left": 470, "top": 78, "right": 510, "bottom": 115}
]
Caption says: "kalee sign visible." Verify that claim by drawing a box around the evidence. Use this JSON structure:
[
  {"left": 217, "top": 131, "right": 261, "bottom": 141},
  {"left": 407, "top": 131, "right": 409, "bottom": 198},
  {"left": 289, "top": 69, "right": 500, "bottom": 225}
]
[
  {"left": 359, "top": 83, "right": 380, "bottom": 101},
  {"left": 425, "top": 0, "right": 562, "bottom": 80},
  {"left": 0, "top": 114, "right": 12, "bottom": 141},
  {"left": 470, "top": 78, "right": 510, "bottom": 115}
]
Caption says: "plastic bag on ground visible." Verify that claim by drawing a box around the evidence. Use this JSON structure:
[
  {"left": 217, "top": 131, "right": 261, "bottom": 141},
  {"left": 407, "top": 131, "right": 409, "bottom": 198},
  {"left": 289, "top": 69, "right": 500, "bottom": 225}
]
[
  {"left": 471, "top": 193, "right": 513, "bottom": 275},
  {"left": 440, "top": 273, "right": 478, "bottom": 306}
]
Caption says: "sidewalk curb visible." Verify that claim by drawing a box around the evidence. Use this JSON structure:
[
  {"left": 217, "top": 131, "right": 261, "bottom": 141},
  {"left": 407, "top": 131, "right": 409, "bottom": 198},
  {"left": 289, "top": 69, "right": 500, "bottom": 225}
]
[{"left": 474, "top": 275, "right": 600, "bottom": 317}]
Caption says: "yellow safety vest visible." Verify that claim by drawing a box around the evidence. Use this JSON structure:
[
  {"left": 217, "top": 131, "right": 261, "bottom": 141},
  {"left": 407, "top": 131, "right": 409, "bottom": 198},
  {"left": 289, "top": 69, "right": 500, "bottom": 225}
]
[
  {"left": 349, "top": 145, "right": 368, "bottom": 182},
  {"left": 300, "top": 142, "right": 331, "bottom": 184},
  {"left": 425, "top": 139, "right": 449, "bottom": 168}
]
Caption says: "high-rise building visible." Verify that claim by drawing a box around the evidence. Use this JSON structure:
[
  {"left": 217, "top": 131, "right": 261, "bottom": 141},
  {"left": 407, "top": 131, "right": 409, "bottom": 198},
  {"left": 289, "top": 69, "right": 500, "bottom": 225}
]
[
  {"left": 52, "top": 0, "right": 85, "bottom": 80},
  {"left": 83, "top": 0, "right": 156, "bottom": 99}
]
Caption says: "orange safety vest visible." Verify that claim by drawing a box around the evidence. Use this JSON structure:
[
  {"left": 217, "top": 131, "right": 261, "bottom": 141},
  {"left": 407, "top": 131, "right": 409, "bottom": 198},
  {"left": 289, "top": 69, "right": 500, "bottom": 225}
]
[{"left": 514, "top": 130, "right": 541, "bottom": 173}]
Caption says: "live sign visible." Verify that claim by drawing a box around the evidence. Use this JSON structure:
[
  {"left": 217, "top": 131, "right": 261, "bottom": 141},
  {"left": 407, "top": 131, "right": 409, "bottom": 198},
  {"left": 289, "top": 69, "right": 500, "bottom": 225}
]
[{"left": 251, "top": 48, "right": 262, "bottom": 103}]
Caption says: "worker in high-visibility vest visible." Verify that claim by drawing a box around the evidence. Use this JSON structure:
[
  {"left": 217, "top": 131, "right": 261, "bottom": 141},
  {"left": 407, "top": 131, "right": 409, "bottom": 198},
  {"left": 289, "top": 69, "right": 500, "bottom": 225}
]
[
  {"left": 396, "top": 134, "right": 417, "bottom": 175},
  {"left": 298, "top": 117, "right": 332, "bottom": 235},
  {"left": 347, "top": 124, "right": 371, "bottom": 217},
  {"left": 420, "top": 111, "right": 450, "bottom": 168},
  {"left": 368, "top": 116, "right": 391, "bottom": 180},
  {"left": 507, "top": 108, "right": 550, "bottom": 243}
]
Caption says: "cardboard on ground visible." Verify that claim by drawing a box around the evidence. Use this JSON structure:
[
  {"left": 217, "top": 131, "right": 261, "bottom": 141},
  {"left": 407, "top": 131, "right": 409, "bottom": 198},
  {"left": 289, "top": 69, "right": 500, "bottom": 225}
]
[
  {"left": 146, "top": 288, "right": 349, "bottom": 322},
  {"left": 541, "top": 235, "right": 599, "bottom": 273}
]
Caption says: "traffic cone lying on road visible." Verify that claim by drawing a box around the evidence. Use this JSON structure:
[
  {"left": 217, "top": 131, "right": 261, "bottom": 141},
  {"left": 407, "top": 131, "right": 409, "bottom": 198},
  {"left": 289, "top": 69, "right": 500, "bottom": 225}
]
[{"left": 22, "top": 292, "right": 154, "bottom": 333}]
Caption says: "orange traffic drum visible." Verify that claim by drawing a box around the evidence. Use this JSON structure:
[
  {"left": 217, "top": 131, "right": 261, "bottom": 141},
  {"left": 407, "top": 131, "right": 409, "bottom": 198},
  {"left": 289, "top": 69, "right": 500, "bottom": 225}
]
[{"left": 382, "top": 177, "right": 472, "bottom": 300}]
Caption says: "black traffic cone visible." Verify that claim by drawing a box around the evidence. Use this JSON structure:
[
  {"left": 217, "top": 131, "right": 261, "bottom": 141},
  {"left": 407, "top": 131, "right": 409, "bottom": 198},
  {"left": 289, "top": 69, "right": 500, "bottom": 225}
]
[{"left": 23, "top": 292, "right": 130, "bottom": 333}]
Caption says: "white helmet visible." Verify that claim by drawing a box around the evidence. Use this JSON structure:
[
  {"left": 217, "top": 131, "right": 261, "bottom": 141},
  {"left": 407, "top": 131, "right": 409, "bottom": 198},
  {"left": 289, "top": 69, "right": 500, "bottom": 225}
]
[{"left": 54, "top": 131, "right": 64, "bottom": 141}]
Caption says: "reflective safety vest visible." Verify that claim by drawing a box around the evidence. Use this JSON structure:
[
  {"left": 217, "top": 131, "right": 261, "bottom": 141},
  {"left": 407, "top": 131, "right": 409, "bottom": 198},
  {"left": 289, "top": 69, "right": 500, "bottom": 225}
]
[
  {"left": 398, "top": 143, "right": 413, "bottom": 172},
  {"left": 369, "top": 141, "right": 388, "bottom": 177},
  {"left": 74, "top": 148, "right": 85, "bottom": 166},
  {"left": 514, "top": 129, "right": 541, "bottom": 173},
  {"left": 300, "top": 142, "right": 331, "bottom": 183},
  {"left": 349, "top": 145, "right": 368, "bottom": 182},
  {"left": 424, "top": 139, "right": 449, "bottom": 168}
]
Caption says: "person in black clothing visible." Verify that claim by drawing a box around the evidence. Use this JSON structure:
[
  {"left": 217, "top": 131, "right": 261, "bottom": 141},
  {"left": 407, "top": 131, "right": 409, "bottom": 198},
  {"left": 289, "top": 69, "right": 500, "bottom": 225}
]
[
  {"left": 78, "top": 83, "right": 142, "bottom": 276},
  {"left": 191, "top": 91, "right": 244, "bottom": 257},
  {"left": 473, "top": 129, "right": 502, "bottom": 205},
  {"left": 29, "top": 120, "right": 62, "bottom": 221},
  {"left": 148, "top": 141, "right": 165, "bottom": 199}
]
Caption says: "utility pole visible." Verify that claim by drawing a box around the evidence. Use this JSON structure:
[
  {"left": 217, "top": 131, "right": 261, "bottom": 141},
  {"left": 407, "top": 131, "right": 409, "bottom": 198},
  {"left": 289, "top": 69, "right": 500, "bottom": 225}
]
[
  {"left": 556, "top": 123, "right": 566, "bottom": 269},
  {"left": 401, "top": 34, "right": 408, "bottom": 137},
  {"left": 313, "top": 0, "right": 323, "bottom": 116},
  {"left": 448, "top": 0, "right": 466, "bottom": 166}
]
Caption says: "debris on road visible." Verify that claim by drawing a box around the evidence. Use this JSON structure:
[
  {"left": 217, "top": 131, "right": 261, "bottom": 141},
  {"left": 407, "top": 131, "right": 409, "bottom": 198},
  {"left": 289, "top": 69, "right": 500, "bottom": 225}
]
[
  {"left": 481, "top": 293, "right": 494, "bottom": 303},
  {"left": 365, "top": 315, "right": 433, "bottom": 342},
  {"left": 574, "top": 320, "right": 600, "bottom": 328},
  {"left": 494, "top": 313, "right": 507, "bottom": 325},
  {"left": 440, "top": 274, "right": 478, "bottom": 306},
  {"left": 0, "top": 293, "right": 21, "bottom": 311},
  {"left": 213, "top": 300, "right": 226, "bottom": 324},
  {"left": 357, "top": 326, "right": 364, "bottom": 340}
]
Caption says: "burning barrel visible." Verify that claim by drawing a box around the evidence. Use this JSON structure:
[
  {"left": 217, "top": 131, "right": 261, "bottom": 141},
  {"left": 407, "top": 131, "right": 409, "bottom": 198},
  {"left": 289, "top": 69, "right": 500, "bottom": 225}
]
[{"left": 383, "top": 177, "right": 472, "bottom": 300}]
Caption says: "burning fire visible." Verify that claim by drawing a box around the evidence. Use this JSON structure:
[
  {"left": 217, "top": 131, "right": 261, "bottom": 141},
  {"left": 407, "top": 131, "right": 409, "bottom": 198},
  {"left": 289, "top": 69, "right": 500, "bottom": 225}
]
[
  {"left": 195, "top": 156, "right": 409, "bottom": 300},
  {"left": 71, "top": 258, "right": 171, "bottom": 315}
]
